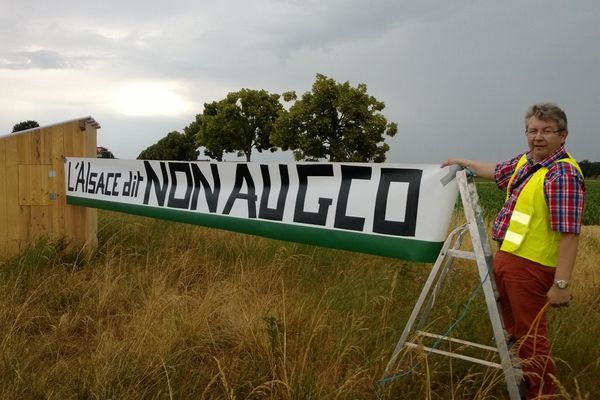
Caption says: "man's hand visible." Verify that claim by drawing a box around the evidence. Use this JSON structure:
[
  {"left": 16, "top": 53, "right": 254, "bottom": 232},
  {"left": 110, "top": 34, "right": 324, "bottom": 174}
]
[
  {"left": 440, "top": 159, "right": 496, "bottom": 180},
  {"left": 547, "top": 285, "right": 572, "bottom": 307}
]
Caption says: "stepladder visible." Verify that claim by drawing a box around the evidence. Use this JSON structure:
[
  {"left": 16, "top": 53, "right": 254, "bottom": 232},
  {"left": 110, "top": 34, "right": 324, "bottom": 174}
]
[{"left": 380, "top": 169, "right": 523, "bottom": 400}]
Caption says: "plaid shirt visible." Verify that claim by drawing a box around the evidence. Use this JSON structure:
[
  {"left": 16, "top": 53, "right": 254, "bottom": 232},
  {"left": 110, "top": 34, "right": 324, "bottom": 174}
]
[{"left": 492, "top": 146, "right": 585, "bottom": 242}]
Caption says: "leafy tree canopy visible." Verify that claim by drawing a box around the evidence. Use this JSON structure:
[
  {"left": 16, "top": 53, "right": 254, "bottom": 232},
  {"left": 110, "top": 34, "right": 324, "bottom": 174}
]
[
  {"left": 12, "top": 120, "right": 40, "bottom": 133},
  {"left": 579, "top": 160, "right": 600, "bottom": 178},
  {"left": 272, "top": 74, "right": 398, "bottom": 162},
  {"left": 189, "top": 89, "right": 283, "bottom": 161},
  {"left": 137, "top": 131, "right": 199, "bottom": 161}
]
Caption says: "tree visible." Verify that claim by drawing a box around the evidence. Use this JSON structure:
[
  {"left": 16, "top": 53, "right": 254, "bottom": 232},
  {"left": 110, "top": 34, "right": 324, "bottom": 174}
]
[
  {"left": 12, "top": 120, "right": 40, "bottom": 133},
  {"left": 190, "top": 89, "right": 283, "bottom": 161},
  {"left": 187, "top": 102, "right": 225, "bottom": 161},
  {"left": 579, "top": 160, "right": 600, "bottom": 178},
  {"left": 137, "top": 131, "right": 199, "bottom": 161},
  {"left": 272, "top": 74, "right": 398, "bottom": 162}
]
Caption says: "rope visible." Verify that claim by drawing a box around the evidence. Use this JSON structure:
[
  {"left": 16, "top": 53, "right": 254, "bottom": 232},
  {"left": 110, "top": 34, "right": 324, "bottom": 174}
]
[{"left": 378, "top": 268, "right": 490, "bottom": 387}]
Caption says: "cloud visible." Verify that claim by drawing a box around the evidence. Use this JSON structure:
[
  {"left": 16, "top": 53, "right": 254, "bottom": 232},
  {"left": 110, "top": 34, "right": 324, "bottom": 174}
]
[
  {"left": 262, "top": 0, "right": 466, "bottom": 55},
  {"left": 1, "top": 0, "right": 599, "bottom": 162},
  {"left": 0, "top": 49, "right": 82, "bottom": 70}
]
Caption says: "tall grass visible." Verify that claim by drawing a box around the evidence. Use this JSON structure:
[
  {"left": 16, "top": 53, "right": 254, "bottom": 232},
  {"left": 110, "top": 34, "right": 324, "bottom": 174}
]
[{"left": 0, "top": 208, "right": 598, "bottom": 399}]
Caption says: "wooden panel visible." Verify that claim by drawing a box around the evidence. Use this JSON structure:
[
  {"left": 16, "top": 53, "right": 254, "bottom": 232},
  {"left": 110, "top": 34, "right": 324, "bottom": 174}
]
[
  {"left": 64, "top": 121, "right": 84, "bottom": 158},
  {"left": 63, "top": 122, "right": 76, "bottom": 242},
  {"left": 50, "top": 128, "right": 67, "bottom": 235},
  {"left": 84, "top": 125, "right": 98, "bottom": 249},
  {"left": 37, "top": 127, "right": 53, "bottom": 165},
  {"left": 86, "top": 125, "right": 97, "bottom": 157},
  {"left": 4, "top": 135, "right": 20, "bottom": 245},
  {"left": 17, "top": 130, "right": 33, "bottom": 164},
  {"left": 1, "top": 119, "right": 99, "bottom": 258},
  {"left": 86, "top": 205, "right": 98, "bottom": 250},
  {"left": 18, "top": 205, "right": 30, "bottom": 251},
  {"left": 63, "top": 121, "right": 85, "bottom": 247},
  {"left": 50, "top": 126, "right": 64, "bottom": 236},
  {"left": 0, "top": 138, "right": 7, "bottom": 257},
  {"left": 30, "top": 130, "right": 42, "bottom": 164},
  {"left": 6, "top": 239, "right": 20, "bottom": 256},
  {"left": 18, "top": 165, "right": 51, "bottom": 206},
  {"left": 29, "top": 206, "right": 50, "bottom": 241}
]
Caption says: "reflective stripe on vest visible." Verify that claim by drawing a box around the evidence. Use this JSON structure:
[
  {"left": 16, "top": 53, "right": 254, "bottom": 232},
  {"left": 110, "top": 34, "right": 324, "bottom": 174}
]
[{"left": 499, "top": 154, "right": 582, "bottom": 266}]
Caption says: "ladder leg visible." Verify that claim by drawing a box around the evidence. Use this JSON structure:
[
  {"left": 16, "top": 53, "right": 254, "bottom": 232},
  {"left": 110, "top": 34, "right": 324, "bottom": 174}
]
[
  {"left": 381, "top": 226, "right": 463, "bottom": 379},
  {"left": 460, "top": 171, "right": 522, "bottom": 400},
  {"left": 417, "top": 228, "right": 468, "bottom": 329},
  {"left": 477, "top": 261, "right": 522, "bottom": 399}
]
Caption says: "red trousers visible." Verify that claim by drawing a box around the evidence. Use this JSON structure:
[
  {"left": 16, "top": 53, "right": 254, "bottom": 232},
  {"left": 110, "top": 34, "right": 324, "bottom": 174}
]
[{"left": 494, "top": 251, "right": 556, "bottom": 399}]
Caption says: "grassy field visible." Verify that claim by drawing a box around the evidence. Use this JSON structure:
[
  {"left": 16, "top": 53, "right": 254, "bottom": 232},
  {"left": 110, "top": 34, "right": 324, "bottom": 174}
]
[{"left": 0, "top": 183, "right": 599, "bottom": 399}]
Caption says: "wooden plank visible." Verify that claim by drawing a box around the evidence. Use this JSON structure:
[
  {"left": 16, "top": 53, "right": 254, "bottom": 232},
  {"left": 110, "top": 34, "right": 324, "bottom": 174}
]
[
  {"left": 87, "top": 125, "right": 97, "bottom": 157},
  {"left": 16, "top": 130, "right": 33, "bottom": 164},
  {"left": 18, "top": 165, "right": 51, "bottom": 206},
  {"left": 86, "top": 207, "right": 98, "bottom": 251},
  {"left": 7, "top": 239, "right": 21, "bottom": 256},
  {"left": 0, "top": 138, "right": 7, "bottom": 257},
  {"left": 38, "top": 127, "right": 53, "bottom": 164},
  {"left": 63, "top": 121, "right": 86, "bottom": 248},
  {"left": 62, "top": 122, "right": 76, "bottom": 244},
  {"left": 5, "top": 135, "right": 20, "bottom": 246},
  {"left": 18, "top": 205, "right": 31, "bottom": 249},
  {"left": 29, "top": 206, "right": 50, "bottom": 241},
  {"left": 31, "top": 130, "right": 42, "bottom": 164},
  {"left": 51, "top": 124, "right": 65, "bottom": 236},
  {"left": 84, "top": 124, "right": 98, "bottom": 249}
]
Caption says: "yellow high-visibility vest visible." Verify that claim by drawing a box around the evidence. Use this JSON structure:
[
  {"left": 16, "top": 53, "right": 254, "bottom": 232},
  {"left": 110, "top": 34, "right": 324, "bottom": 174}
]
[{"left": 499, "top": 154, "right": 582, "bottom": 266}]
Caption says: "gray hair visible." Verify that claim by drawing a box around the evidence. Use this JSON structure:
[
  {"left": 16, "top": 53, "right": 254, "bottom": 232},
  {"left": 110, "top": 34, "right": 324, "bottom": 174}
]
[{"left": 525, "top": 103, "right": 568, "bottom": 131}]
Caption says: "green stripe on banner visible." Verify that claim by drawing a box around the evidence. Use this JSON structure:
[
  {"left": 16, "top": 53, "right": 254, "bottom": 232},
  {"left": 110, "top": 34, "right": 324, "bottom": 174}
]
[{"left": 68, "top": 196, "right": 443, "bottom": 263}]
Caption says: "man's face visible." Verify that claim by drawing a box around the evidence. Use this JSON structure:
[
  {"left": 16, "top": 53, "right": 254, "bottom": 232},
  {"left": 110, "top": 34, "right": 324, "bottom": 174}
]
[{"left": 526, "top": 116, "right": 567, "bottom": 163}]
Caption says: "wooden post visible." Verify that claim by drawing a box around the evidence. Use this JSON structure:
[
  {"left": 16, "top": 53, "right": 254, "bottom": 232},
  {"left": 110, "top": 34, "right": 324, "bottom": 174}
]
[{"left": 0, "top": 117, "right": 99, "bottom": 260}]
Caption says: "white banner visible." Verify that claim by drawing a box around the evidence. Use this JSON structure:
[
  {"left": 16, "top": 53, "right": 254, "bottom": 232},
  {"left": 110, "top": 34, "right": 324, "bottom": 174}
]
[{"left": 65, "top": 158, "right": 459, "bottom": 262}]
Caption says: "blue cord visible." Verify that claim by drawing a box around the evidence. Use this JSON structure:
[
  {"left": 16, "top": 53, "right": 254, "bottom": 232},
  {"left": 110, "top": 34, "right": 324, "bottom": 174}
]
[{"left": 378, "top": 268, "right": 491, "bottom": 387}]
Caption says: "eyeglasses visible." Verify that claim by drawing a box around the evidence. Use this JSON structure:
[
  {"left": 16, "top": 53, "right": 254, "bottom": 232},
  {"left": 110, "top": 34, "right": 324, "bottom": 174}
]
[{"left": 525, "top": 129, "right": 563, "bottom": 137}]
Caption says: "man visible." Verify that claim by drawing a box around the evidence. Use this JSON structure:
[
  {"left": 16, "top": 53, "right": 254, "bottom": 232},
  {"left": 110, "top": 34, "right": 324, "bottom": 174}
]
[{"left": 442, "top": 103, "right": 585, "bottom": 399}]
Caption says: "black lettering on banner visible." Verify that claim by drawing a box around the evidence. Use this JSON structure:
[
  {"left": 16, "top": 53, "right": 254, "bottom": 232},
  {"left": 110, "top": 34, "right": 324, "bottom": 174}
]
[
  {"left": 134, "top": 171, "right": 143, "bottom": 197},
  {"left": 334, "top": 165, "right": 371, "bottom": 231},
  {"left": 95, "top": 172, "right": 105, "bottom": 195},
  {"left": 143, "top": 161, "right": 169, "bottom": 206},
  {"left": 258, "top": 164, "right": 289, "bottom": 221},
  {"left": 123, "top": 171, "right": 133, "bottom": 196},
  {"left": 86, "top": 162, "right": 91, "bottom": 192},
  {"left": 123, "top": 171, "right": 143, "bottom": 197},
  {"left": 373, "top": 168, "right": 422, "bottom": 237},
  {"left": 75, "top": 162, "right": 86, "bottom": 191},
  {"left": 67, "top": 161, "right": 74, "bottom": 191},
  {"left": 190, "top": 164, "right": 221, "bottom": 212},
  {"left": 88, "top": 172, "right": 98, "bottom": 194},
  {"left": 103, "top": 173, "right": 113, "bottom": 196},
  {"left": 223, "top": 164, "right": 258, "bottom": 218},
  {"left": 294, "top": 164, "right": 333, "bottom": 226},
  {"left": 167, "top": 162, "right": 193, "bottom": 209},
  {"left": 111, "top": 173, "right": 121, "bottom": 196}
]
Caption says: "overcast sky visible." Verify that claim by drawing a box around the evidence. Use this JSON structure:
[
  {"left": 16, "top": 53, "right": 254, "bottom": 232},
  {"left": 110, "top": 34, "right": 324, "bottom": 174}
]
[{"left": 1, "top": 0, "right": 599, "bottom": 163}]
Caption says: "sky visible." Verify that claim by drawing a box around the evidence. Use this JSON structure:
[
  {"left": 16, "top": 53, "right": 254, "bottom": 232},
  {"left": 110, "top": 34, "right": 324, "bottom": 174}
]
[{"left": 1, "top": 0, "right": 599, "bottom": 163}]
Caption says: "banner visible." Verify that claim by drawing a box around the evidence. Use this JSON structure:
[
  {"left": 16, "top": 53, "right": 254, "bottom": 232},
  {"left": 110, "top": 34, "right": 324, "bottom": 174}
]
[{"left": 65, "top": 158, "right": 459, "bottom": 262}]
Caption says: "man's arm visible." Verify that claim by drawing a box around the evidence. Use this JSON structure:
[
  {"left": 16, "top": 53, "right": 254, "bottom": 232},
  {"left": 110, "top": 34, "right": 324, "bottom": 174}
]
[
  {"left": 547, "top": 232, "right": 579, "bottom": 307},
  {"left": 441, "top": 159, "right": 497, "bottom": 180}
]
